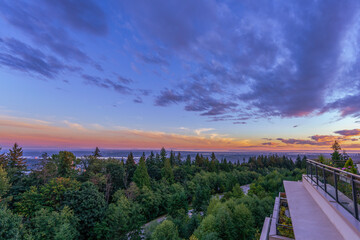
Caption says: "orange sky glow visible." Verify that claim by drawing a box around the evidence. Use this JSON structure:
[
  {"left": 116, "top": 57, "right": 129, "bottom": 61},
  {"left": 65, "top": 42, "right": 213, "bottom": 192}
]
[{"left": 1, "top": 115, "right": 360, "bottom": 152}]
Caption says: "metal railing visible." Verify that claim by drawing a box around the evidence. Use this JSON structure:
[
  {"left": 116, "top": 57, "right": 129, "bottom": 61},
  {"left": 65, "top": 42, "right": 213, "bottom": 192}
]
[{"left": 306, "top": 159, "right": 360, "bottom": 220}]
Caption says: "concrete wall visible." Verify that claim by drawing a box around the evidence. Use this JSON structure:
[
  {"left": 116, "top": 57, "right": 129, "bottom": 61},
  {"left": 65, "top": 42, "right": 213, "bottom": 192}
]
[{"left": 303, "top": 175, "right": 360, "bottom": 240}]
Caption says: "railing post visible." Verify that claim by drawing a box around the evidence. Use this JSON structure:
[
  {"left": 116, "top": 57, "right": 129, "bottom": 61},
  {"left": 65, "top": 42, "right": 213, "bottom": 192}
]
[
  {"left": 306, "top": 162, "right": 308, "bottom": 176},
  {"left": 310, "top": 164, "right": 313, "bottom": 181},
  {"left": 323, "top": 167, "right": 327, "bottom": 193},
  {"left": 351, "top": 176, "right": 359, "bottom": 220},
  {"left": 334, "top": 170, "right": 338, "bottom": 202},
  {"left": 315, "top": 164, "right": 319, "bottom": 186}
]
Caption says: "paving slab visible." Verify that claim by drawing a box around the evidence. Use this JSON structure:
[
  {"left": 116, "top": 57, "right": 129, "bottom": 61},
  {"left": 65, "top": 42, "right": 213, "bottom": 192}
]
[{"left": 284, "top": 181, "right": 344, "bottom": 240}]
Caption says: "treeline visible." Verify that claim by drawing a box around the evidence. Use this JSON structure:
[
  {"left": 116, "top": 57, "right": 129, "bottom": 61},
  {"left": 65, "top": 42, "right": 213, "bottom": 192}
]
[{"left": 0, "top": 143, "right": 305, "bottom": 240}]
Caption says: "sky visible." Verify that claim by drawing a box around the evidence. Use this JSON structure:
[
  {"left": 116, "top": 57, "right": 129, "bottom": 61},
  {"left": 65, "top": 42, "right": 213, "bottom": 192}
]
[{"left": 1, "top": 0, "right": 360, "bottom": 151}]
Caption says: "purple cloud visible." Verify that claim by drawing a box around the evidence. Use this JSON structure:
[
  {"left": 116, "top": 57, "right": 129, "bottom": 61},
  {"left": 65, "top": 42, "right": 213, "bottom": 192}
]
[
  {"left": 42, "top": 0, "right": 107, "bottom": 35},
  {"left": 334, "top": 129, "right": 360, "bottom": 136},
  {"left": 276, "top": 138, "right": 327, "bottom": 146},
  {"left": 82, "top": 74, "right": 131, "bottom": 95},
  {"left": 119, "top": 0, "right": 360, "bottom": 120},
  {"left": 0, "top": 38, "right": 78, "bottom": 78}
]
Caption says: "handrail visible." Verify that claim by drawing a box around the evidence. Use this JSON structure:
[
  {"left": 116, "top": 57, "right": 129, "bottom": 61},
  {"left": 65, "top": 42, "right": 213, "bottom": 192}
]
[
  {"left": 307, "top": 159, "right": 360, "bottom": 179},
  {"left": 306, "top": 159, "right": 360, "bottom": 220}
]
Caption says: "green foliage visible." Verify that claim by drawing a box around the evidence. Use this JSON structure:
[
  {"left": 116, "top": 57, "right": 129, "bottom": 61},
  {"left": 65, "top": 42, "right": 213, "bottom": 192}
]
[
  {"left": 0, "top": 165, "right": 10, "bottom": 199},
  {"left": 125, "top": 152, "right": 136, "bottom": 186},
  {"left": 95, "top": 195, "right": 144, "bottom": 240},
  {"left": 7, "top": 143, "right": 27, "bottom": 182},
  {"left": 162, "top": 158, "right": 174, "bottom": 183},
  {"left": 0, "top": 206, "right": 23, "bottom": 240},
  {"left": 27, "top": 206, "right": 79, "bottom": 240},
  {"left": 151, "top": 220, "right": 180, "bottom": 240},
  {"left": 224, "top": 183, "right": 244, "bottom": 199},
  {"left": 0, "top": 147, "right": 7, "bottom": 167},
  {"left": 137, "top": 186, "right": 161, "bottom": 221},
  {"left": 277, "top": 206, "right": 294, "bottom": 238},
  {"left": 7, "top": 143, "right": 26, "bottom": 171},
  {"left": 52, "top": 151, "right": 76, "bottom": 177},
  {"left": 133, "top": 154, "right": 150, "bottom": 188},
  {"left": 2, "top": 147, "right": 309, "bottom": 240},
  {"left": 160, "top": 147, "right": 167, "bottom": 163},
  {"left": 15, "top": 177, "right": 80, "bottom": 217},
  {"left": 93, "top": 147, "right": 101, "bottom": 158},
  {"left": 167, "top": 183, "right": 188, "bottom": 218},
  {"left": 344, "top": 158, "right": 357, "bottom": 174},
  {"left": 232, "top": 203, "right": 255, "bottom": 239},
  {"left": 331, "top": 140, "right": 343, "bottom": 164},
  {"left": 193, "top": 184, "right": 211, "bottom": 212},
  {"left": 64, "top": 182, "right": 106, "bottom": 239}
]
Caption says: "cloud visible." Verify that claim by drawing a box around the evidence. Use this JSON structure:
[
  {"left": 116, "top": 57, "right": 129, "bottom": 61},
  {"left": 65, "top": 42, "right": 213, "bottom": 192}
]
[
  {"left": 262, "top": 142, "right": 273, "bottom": 146},
  {"left": 43, "top": 0, "right": 108, "bottom": 35},
  {"left": 233, "top": 121, "right": 247, "bottom": 125},
  {"left": 120, "top": 0, "right": 360, "bottom": 120},
  {"left": 136, "top": 53, "right": 169, "bottom": 66},
  {"left": 63, "top": 120, "right": 86, "bottom": 131},
  {"left": 334, "top": 129, "right": 360, "bottom": 136},
  {"left": 194, "top": 128, "right": 214, "bottom": 136},
  {"left": 276, "top": 138, "right": 327, "bottom": 146},
  {"left": 82, "top": 74, "right": 131, "bottom": 95},
  {"left": 0, "top": 0, "right": 104, "bottom": 69},
  {"left": 133, "top": 97, "right": 143, "bottom": 103},
  {"left": 0, "top": 116, "right": 257, "bottom": 150},
  {"left": 0, "top": 38, "right": 78, "bottom": 78}
]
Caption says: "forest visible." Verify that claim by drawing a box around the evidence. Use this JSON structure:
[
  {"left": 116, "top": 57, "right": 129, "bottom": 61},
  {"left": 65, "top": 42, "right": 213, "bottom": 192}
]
[{"left": 0, "top": 143, "right": 306, "bottom": 240}]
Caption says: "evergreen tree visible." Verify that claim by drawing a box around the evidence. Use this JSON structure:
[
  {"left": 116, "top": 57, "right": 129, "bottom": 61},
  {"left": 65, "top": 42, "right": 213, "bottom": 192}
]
[
  {"left": 53, "top": 151, "right": 76, "bottom": 178},
  {"left": 176, "top": 152, "right": 182, "bottom": 166},
  {"left": 125, "top": 152, "right": 136, "bottom": 185},
  {"left": 211, "top": 152, "right": 216, "bottom": 162},
  {"left": 0, "top": 165, "right": 10, "bottom": 199},
  {"left": 169, "top": 150, "right": 175, "bottom": 166},
  {"left": 93, "top": 147, "right": 101, "bottom": 158},
  {"left": 8, "top": 143, "right": 26, "bottom": 172},
  {"left": 295, "top": 155, "right": 302, "bottom": 168},
  {"left": 186, "top": 155, "right": 191, "bottom": 166},
  {"left": 126, "top": 152, "right": 135, "bottom": 166},
  {"left": 160, "top": 147, "right": 167, "bottom": 163},
  {"left": 162, "top": 158, "right": 174, "bottom": 183},
  {"left": 0, "top": 147, "right": 7, "bottom": 168},
  {"left": 133, "top": 153, "right": 150, "bottom": 188},
  {"left": 195, "top": 154, "right": 202, "bottom": 167},
  {"left": 148, "top": 151, "right": 155, "bottom": 161}
]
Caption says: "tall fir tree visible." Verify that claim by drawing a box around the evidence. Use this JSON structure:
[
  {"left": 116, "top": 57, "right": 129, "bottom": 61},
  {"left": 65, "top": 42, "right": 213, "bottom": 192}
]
[
  {"left": 125, "top": 152, "right": 136, "bottom": 186},
  {"left": 160, "top": 147, "right": 167, "bottom": 163},
  {"left": 53, "top": 151, "right": 76, "bottom": 177},
  {"left": 186, "top": 155, "right": 191, "bottom": 166},
  {"left": 162, "top": 158, "right": 174, "bottom": 183},
  {"left": 0, "top": 147, "right": 7, "bottom": 168},
  {"left": 8, "top": 143, "right": 26, "bottom": 172},
  {"left": 93, "top": 147, "right": 101, "bottom": 158},
  {"left": 169, "top": 150, "right": 175, "bottom": 166},
  {"left": 133, "top": 153, "right": 150, "bottom": 188},
  {"left": 176, "top": 152, "right": 182, "bottom": 166}
]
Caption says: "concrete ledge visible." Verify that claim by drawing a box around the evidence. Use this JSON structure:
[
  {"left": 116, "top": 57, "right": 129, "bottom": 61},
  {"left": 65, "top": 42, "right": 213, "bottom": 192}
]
[
  {"left": 303, "top": 175, "right": 360, "bottom": 240},
  {"left": 260, "top": 217, "right": 271, "bottom": 240}
]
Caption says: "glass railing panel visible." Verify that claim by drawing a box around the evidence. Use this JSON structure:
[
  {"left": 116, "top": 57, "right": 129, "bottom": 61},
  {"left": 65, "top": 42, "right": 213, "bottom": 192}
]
[
  {"left": 337, "top": 173, "right": 355, "bottom": 216},
  {"left": 324, "top": 168, "right": 336, "bottom": 199}
]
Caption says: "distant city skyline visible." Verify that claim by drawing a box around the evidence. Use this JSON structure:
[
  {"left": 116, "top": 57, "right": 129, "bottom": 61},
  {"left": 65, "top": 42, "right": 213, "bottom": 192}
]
[{"left": 2, "top": 0, "right": 360, "bottom": 151}]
